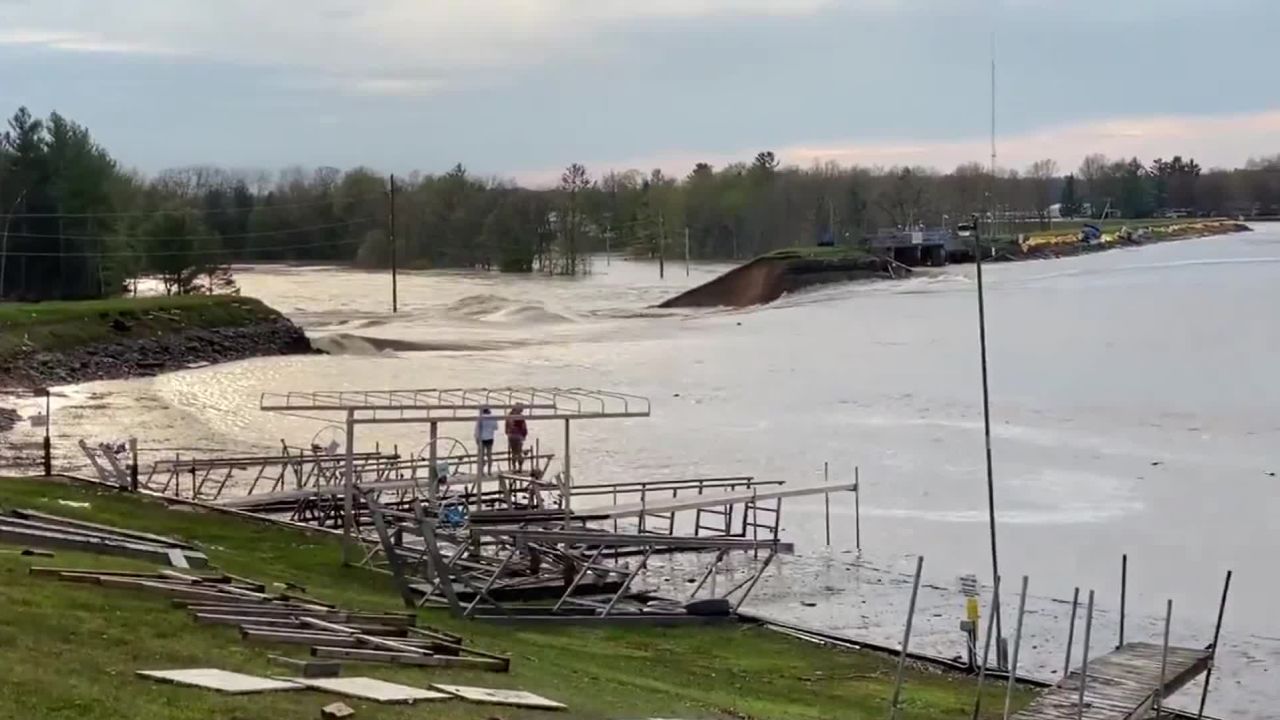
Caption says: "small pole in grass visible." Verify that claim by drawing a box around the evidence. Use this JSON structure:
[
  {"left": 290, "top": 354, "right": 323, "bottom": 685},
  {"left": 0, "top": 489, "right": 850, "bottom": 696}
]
[
  {"left": 1119, "top": 553, "right": 1128, "bottom": 648},
  {"left": 1076, "top": 590, "right": 1095, "bottom": 720},
  {"left": 854, "top": 465, "right": 862, "bottom": 553},
  {"left": 888, "top": 555, "right": 924, "bottom": 720},
  {"left": 1197, "top": 570, "right": 1234, "bottom": 719},
  {"left": 129, "top": 438, "right": 139, "bottom": 492},
  {"left": 971, "top": 576, "right": 1002, "bottom": 720},
  {"left": 1002, "top": 575, "right": 1029, "bottom": 720},
  {"left": 1063, "top": 587, "right": 1080, "bottom": 678},
  {"left": 1155, "top": 598, "right": 1173, "bottom": 718},
  {"left": 40, "top": 387, "right": 52, "bottom": 476},
  {"left": 823, "top": 461, "right": 831, "bottom": 547}
]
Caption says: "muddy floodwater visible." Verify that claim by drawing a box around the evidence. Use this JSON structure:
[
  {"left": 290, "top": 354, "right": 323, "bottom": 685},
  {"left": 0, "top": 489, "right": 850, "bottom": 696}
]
[{"left": 8, "top": 226, "right": 1279, "bottom": 717}]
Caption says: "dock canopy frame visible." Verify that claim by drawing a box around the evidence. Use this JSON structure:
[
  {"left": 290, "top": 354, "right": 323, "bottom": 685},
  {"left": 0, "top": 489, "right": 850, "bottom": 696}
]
[
  {"left": 258, "top": 387, "right": 652, "bottom": 564},
  {"left": 259, "top": 387, "right": 651, "bottom": 424}
]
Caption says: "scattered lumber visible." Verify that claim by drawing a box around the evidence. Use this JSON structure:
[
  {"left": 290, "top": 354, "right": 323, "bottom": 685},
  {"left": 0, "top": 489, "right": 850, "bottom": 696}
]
[
  {"left": 268, "top": 654, "right": 342, "bottom": 678},
  {"left": 0, "top": 510, "right": 206, "bottom": 567}
]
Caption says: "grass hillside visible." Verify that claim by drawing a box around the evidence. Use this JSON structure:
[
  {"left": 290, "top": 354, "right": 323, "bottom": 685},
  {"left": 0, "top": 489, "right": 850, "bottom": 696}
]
[
  {"left": 0, "top": 477, "right": 1030, "bottom": 719},
  {"left": 0, "top": 295, "right": 285, "bottom": 359}
]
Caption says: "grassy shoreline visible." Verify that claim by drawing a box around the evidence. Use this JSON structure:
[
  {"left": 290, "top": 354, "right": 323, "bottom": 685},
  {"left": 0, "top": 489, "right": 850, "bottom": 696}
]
[
  {"left": 0, "top": 295, "right": 286, "bottom": 359},
  {"left": 0, "top": 295, "right": 310, "bottom": 389},
  {"left": 0, "top": 476, "right": 1031, "bottom": 719}
]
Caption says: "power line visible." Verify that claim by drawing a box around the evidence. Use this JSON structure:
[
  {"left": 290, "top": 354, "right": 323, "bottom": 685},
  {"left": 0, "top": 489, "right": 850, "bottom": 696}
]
[
  {"left": 0, "top": 218, "right": 373, "bottom": 242},
  {"left": 2, "top": 235, "right": 369, "bottom": 258},
  {"left": 0, "top": 193, "right": 387, "bottom": 220}
]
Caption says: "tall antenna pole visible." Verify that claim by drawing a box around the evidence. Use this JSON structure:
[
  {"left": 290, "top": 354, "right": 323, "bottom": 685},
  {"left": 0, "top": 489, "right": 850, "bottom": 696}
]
[
  {"left": 976, "top": 28, "right": 1005, "bottom": 669},
  {"left": 990, "top": 33, "right": 997, "bottom": 181}
]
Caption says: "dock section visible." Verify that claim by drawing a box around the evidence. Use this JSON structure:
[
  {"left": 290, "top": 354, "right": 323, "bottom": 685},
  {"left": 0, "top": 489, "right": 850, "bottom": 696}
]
[{"left": 1013, "top": 642, "right": 1211, "bottom": 720}]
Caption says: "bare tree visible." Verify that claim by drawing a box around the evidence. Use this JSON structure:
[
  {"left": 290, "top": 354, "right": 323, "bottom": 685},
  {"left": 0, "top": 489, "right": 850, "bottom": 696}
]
[
  {"left": 1027, "top": 158, "right": 1059, "bottom": 226},
  {"left": 1078, "top": 153, "right": 1110, "bottom": 212},
  {"left": 557, "top": 163, "right": 592, "bottom": 275}
]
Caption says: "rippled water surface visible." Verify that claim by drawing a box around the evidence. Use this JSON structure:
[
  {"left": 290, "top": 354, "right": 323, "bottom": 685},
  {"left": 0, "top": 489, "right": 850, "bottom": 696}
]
[{"left": 11, "top": 228, "right": 1280, "bottom": 717}]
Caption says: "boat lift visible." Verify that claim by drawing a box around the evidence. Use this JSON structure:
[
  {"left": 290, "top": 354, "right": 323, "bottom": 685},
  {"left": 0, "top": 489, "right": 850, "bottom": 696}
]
[{"left": 258, "top": 387, "right": 652, "bottom": 563}]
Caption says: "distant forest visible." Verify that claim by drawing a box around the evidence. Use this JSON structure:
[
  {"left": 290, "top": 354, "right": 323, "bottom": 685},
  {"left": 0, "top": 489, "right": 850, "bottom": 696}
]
[{"left": 2, "top": 105, "right": 1278, "bottom": 300}]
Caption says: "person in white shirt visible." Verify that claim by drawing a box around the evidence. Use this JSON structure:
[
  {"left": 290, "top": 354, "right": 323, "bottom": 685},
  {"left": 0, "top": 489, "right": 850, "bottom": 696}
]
[{"left": 474, "top": 407, "right": 498, "bottom": 475}]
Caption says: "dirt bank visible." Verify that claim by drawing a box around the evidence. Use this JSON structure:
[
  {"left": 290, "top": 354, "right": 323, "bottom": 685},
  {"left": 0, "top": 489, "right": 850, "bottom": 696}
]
[
  {"left": 0, "top": 296, "right": 312, "bottom": 389},
  {"left": 659, "top": 250, "right": 904, "bottom": 309},
  {"left": 995, "top": 219, "right": 1253, "bottom": 261}
]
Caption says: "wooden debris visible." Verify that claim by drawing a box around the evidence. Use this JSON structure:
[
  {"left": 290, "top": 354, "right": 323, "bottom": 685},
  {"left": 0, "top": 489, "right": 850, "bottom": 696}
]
[
  {"left": 6, "top": 509, "right": 193, "bottom": 548},
  {"left": 268, "top": 654, "right": 342, "bottom": 678},
  {"left": 278, "top": 676, "right": 450, "bottom": 704},
  {"left": 0, "top": 548, "right": 55, "bottom": 557},
  {"left": 137, "top": 668, "right": 302, "bottom": 694},
  {"left": 312, "top": 647, "right": 507, "bottom": 671},
  {"left": 320, "top": 702, "right": 356, "bottom": 719},
  {"left": 30, "top": 563, "right": 510, "bottom": 678},
  {"left": 433, "top": 683, "right": 567, "bottom": 711},
  {"left": 0, "top": 521, "right": 207, "bottom": 568}
]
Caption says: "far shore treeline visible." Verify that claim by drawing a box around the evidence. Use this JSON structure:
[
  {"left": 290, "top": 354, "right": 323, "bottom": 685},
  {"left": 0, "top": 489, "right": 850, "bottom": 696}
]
[{"left": 2, "top": 105, "right": 1278, "bottom": 301}]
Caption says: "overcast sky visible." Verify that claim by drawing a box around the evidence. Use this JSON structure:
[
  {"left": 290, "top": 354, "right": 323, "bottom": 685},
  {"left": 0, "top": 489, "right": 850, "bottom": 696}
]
[{"left": 1, "top": 0, "right": 1276, "bottom": 183}]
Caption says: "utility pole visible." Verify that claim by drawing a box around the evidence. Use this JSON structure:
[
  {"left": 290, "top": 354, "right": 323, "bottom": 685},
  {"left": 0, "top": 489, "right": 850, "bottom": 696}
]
[
  {"left": 388, "top": 174, "right": 398, "bottom": 314},
  {"left": 658, "top": 212, "right": 666, "bottom": 280},
  {"left": 1, "top": 189, "right": 30, "bottom": 299},
  {"left": 829, "top": 198, "right": 836, "bottom": 245},
  {"left": 977, "top": 29, "right": 1007, "bottom": 670},
  {"left": 684, "top": 227, "right": 690, "bottom": 276}
]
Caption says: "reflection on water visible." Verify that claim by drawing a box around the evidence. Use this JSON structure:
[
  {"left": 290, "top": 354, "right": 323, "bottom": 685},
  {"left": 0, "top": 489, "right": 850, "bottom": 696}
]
[{"left": 14, "top": 231, "right": 1280, "bottom": 717}]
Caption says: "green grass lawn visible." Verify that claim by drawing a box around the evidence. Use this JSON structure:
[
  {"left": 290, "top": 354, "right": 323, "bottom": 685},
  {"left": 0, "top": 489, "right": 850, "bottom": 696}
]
[
  {"left": 0, "top": 295, "right": 283, "bottom": 358},
  {"left": 0, "top": 477, "right": 1032, "bottom": 719}
]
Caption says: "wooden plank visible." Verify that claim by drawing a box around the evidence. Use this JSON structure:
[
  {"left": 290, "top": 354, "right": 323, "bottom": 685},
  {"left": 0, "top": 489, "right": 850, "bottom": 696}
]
[
  {"left": 7, "top": 509, "right": 195, "bottom": 548},
  {"left": 29, "top": 567, "right": 164, "bottom": 579},
  {"left": 275, "top": 676, "right": 450, "bottom": 704},
  {"left": 242, "top": 629, "right": 365, "bottom": 648},
  {"left": 404, "top": 627, "right": 509, "bottom": 665},
  {"left": 96, "top": 577, "right": 246, "bottom": 602},
  {"left": 195, "top": 614, "right": 406, "bottom": 636},
  {"left": 268, "top": 655, "right": 342, "bottom": 678},
  {"left": 1012, "top": 643, "right": 1212, "bottom": 720},
  {"left": 432, "top": 683, "right": 566, "bottom": 711},
  {"left": 137, "top": 668, "right": 302, "bottom": 694},
  {"left": 312, "top": 647, "right": 506, "bottom": 672},
  {"left": 242, "top": 627, "right": 440, "bottom": 650},
  {"left": 404, "top": 626, "right": 466, "bottom": 646},
  {"left": 0, "top": 524, "right": 208, "bottom": 567},
  {"left": 185, "top": 605, "right": 414, "bottom": 626}
]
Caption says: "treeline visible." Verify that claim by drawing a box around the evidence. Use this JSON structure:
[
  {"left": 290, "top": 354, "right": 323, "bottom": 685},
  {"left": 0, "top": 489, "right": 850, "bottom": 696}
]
[{"left": 3, "top": 105, "right": 1279, "bottom": 300}]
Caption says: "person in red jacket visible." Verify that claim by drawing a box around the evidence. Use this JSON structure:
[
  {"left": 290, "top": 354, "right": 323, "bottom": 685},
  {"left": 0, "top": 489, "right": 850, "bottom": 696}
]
[{"left": 505, "top": 404, "right": 529, "bottom": 472}]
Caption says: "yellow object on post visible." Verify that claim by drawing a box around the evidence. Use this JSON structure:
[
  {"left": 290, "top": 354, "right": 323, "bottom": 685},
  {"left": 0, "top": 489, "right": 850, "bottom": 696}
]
[{"left": 966, "top": 597, "right": 980, "bottom": 624}]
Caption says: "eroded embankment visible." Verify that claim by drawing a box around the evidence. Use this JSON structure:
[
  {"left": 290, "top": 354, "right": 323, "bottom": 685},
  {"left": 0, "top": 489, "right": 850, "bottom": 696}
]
[
  {"left": 659, "top": 252, "right": 903, "bottom": 309},
  {"left": 0, "top": 296, "right": 312, "bottom": 390}
]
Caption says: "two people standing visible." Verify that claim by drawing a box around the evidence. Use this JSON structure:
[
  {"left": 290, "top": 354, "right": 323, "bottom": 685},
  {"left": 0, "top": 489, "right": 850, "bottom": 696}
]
[{"left": 473, "top": 404, "right": 529, "bottom": 476}]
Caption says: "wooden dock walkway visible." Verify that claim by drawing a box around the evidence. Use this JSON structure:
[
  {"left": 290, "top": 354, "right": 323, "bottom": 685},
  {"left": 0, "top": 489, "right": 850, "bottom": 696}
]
[{"left": 1012, "top": 642, "right": 1211, "bottom": 720}]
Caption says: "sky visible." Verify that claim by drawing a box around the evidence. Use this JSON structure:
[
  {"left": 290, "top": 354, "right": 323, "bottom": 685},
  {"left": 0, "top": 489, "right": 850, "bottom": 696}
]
[{"left": 0, "top": 0, "right": 1277, "bottom": 184}]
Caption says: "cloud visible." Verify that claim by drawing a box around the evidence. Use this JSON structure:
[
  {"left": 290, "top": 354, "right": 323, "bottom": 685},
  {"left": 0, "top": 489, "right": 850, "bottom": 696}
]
[
  {"left": 510, "top": 109, "right": 1280, "bottom": 184},
  {"left": 0, "top": 28, "right": 174, "bottom": 55},
  {"left": 0, "top": 1, "right": 836, "bottom": 83}
]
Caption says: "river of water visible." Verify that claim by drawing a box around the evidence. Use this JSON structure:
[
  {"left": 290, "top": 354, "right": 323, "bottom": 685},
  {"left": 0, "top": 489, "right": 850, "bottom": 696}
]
[{"left": 9, "top": 227, "right": 1279, "bottom": 717}]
